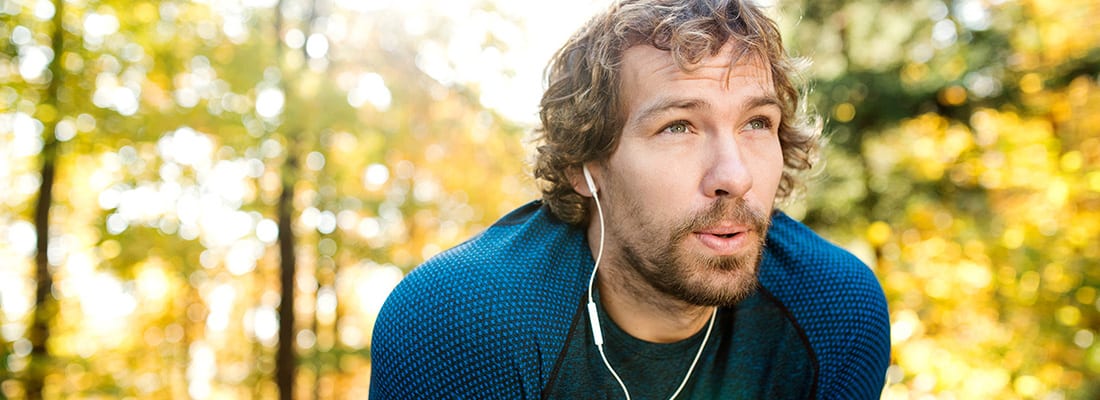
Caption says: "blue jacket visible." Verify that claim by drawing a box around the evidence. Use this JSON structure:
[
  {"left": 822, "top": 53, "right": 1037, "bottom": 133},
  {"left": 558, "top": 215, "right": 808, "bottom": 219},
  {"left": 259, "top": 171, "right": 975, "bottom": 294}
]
[{"left": 371, "top": 201, "right": 890, "bottom": 399}]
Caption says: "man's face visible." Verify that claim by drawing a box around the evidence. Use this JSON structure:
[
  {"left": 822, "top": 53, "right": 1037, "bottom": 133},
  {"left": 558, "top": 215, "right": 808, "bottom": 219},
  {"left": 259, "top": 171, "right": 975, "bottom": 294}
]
[{"left": 589, "top": 41, "right": 784, "bottom": 307}]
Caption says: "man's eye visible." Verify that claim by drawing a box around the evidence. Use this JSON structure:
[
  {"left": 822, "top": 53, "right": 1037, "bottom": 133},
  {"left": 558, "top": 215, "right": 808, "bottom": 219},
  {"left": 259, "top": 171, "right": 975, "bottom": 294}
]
[
  {"left": 743, "top": 118, "right": 772, "bottom": 131},
  {"left": 661, "top": 121, "right": 690, "bottom": 134}
]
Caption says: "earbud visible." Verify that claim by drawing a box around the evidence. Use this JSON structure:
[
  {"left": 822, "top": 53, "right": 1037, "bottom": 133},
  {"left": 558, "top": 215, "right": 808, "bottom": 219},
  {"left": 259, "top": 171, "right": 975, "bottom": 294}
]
[{"left": 583, "top": 164, "right": 598, "bottom": 194}]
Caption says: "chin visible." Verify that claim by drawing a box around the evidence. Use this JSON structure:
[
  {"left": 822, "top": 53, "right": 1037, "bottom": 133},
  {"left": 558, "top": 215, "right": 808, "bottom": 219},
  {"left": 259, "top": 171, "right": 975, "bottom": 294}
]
[
  {"left": 675, "top": 280, "right": 760, "bottom": 307},
  {"left": 658, "top": 252, "right": 762, "bottom": 307}
]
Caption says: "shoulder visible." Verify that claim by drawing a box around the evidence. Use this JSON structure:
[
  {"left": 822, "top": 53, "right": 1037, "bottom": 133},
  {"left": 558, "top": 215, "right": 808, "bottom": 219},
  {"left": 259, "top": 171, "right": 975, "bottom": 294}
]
[
  {"left": 370, "top": 201, "right": 591, "bottom": 399},
  {"left": 393, "top": 201, "right": 590, "bottom": 313},
  {"left": 759, "top": 211, "right": 891, "bottom": 399},
  {"left": 760, "top": 212, "right": 883, "bottom": 300}
]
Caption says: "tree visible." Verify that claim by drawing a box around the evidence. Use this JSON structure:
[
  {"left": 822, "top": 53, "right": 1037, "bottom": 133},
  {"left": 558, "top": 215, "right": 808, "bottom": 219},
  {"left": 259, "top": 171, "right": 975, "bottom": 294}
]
[
  {"left": 774, "top": 0, "right": 1100, "bottom": 397},
  {"left": 272, "top": 1, "right": 299, "bottom": 398},
  {"left": 26, "top": 1, "right": 64, "bottom": 398}
]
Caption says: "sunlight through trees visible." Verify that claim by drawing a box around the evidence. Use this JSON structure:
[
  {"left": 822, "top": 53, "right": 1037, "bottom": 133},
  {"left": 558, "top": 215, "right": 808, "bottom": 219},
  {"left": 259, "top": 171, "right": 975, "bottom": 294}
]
[{"left": 1, "top": 0, "right": 1098, "bottom": 398}]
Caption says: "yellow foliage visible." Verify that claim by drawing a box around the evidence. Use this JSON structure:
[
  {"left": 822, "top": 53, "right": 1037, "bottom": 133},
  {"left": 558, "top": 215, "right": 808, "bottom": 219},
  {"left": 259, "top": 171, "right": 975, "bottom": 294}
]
[
  {"left": 1020, "top": 73, "right": 1044, "bottom": 94},
  {"left": 1013, "top": 375, "right": 1044, "bottom": 397},
  {"left": 1076, "top": 287, "right": 1097, "bottom": 305},
  {"left": 938, "top": 85, "right": 967, "bottom": 106},
  {"left": 1056, "top": 306, "right": 1082, "bottom": 327},
  {"left": 3, "top": 0, "right": 1100, "bottom": 398},
  {"left": 866, "top": 221, "right": 892, "bottom": 246},
  {"left": 833, "top": 102, "right": 856, "bottom": 122},
  {"left": 36, "top": 103, "right": 58, "bottom": 123},
  {"left": 874, "top": 75, "right": 1100, "bottom": 398}
]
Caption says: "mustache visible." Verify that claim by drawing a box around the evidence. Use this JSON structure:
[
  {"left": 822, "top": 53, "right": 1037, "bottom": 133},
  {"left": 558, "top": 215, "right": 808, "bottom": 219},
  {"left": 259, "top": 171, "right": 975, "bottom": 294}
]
[{"left": 671, "top": 198, "right": 771, "bottom": 240}]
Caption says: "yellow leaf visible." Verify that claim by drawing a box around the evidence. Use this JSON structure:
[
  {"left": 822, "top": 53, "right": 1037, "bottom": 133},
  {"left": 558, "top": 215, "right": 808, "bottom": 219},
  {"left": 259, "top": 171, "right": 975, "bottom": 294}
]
[{"left": 867, "top": 221, "right": 892, "bottom": 246}]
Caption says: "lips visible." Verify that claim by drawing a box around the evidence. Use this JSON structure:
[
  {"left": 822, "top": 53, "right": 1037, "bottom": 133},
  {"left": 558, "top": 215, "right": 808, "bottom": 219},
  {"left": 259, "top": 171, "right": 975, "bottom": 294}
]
[
  {"left": 693, "top": 225, "right": 754, "bottom": 255},
  {"left": 697, "top": 225, "right": 750, "bottom": 237}
]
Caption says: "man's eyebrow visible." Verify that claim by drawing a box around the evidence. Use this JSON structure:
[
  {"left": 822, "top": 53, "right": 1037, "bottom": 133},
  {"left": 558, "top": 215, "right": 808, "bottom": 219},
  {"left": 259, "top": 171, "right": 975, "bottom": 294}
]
[
  {"left": 630, "top": 95, "right": 784, "bottom": 128},
  {"left": 631, "top": 98, "right": 709, "bottom": 127},
  {"left": 741, "top": 95, "right": 783, "bottom": 114}
]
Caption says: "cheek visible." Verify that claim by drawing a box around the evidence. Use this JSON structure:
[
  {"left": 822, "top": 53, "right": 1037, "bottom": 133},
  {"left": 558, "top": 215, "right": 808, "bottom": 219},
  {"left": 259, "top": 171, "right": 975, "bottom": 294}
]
[
  {"left": 626, "top": 157, "right": 690, "bottom": 197},
  {"left": 766, "top": 145, "right": 785, "bottom": 181},
  {"left": 750, "top": 139, "right": 785, "bottom": 199},
  {"left": 604, "top": 157, "right": 684, "bottom": 220}
]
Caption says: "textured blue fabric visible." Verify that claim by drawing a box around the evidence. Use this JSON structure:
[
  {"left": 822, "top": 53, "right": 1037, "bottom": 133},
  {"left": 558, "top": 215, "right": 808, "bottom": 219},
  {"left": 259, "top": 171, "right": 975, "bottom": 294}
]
[
  {"left": 758, "top": 212, "right": 892, "bottom": 398},
  {"left": 370, "top": 202, "right": 590, "bottom": 399},
  {"left": 370, "top": 201, "right": 890, "bottom": 399}
]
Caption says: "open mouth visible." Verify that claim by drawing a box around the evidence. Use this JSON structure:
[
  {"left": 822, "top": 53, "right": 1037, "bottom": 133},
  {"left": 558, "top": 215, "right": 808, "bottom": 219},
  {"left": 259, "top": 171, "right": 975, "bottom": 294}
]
[{"left": 694, "top": 230, "right": 752, "bottom": 255}]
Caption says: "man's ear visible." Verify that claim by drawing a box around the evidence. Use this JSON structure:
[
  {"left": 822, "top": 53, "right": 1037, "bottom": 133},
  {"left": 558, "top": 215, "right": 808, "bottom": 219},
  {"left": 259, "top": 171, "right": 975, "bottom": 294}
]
[{"left": 569, "top": 164, "right": 597, "bottom": 198}]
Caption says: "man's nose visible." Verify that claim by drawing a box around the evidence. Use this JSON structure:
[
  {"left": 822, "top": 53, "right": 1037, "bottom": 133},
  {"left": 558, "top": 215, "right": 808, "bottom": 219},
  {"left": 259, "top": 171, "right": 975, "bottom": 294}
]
[{"left": 701, "top": 136, "right": 753, "bottom": 198}]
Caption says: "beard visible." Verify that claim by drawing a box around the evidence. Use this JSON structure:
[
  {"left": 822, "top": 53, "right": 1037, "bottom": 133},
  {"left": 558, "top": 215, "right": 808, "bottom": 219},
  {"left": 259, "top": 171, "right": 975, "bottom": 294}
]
[{"left": 609, "top": 197, "right": 771, "bottom": 307}]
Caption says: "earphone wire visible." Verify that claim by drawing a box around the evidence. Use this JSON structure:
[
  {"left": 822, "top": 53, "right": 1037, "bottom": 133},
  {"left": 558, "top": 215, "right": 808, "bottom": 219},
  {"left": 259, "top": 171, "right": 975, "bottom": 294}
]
[
  {"left": 667, "top": 307, "right": 717, "bottom": 400},
  {"left": 585, "top": 176, "right": 716, "bottom": 400},
  {"left": 587, "top": 184, "right": 632, "bottom": 399}
]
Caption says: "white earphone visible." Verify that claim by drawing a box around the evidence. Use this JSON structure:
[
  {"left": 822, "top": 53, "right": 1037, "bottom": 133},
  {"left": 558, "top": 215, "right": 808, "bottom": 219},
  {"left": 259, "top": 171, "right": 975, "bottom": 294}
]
[
  {"left": 583, "top": 164, "right": 598, "bottom": 194},
  {"left": 582, "top": 164, "right": 605, "bottom": 344},
  {"left": 582, "top": 164, "right": 625, "bottom": 396},
  {"left": 581, "top": 164, "right": 715, "bottom": 400}
]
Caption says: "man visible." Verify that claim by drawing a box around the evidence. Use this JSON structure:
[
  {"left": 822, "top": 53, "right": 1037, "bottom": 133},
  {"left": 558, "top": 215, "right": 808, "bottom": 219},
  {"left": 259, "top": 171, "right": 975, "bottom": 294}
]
[{"left": 370, "top": 0, "right": 890, "bottom": 398}]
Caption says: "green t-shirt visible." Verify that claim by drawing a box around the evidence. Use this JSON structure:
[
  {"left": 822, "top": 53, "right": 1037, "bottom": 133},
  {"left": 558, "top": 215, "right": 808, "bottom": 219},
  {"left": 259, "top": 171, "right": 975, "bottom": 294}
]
[{"left": 544, "top": 288, "right": 815, "bottom": 399}]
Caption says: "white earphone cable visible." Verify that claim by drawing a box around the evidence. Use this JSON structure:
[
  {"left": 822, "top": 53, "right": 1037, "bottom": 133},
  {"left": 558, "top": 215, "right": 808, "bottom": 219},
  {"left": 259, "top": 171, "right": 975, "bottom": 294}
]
[
  {"left": 667, "top": 307, "right": 717, "bottom": 400},
  {"left": 587, "top": 184, "right": 632, "bottom": 399}
]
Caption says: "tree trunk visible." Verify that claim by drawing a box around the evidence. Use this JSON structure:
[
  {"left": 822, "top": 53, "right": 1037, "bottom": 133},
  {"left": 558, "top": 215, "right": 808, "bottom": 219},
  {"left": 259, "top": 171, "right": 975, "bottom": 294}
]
[
  {"left": 274, "top": 5, "right": 298, "bottom": 396},
  {"left": 27, "top": 1, "right": 64, "bottom": 398},
  {"left": 27, "top": 161, "right": 55, "bottom": 400},
  {"left": 276, "top": 153, "right": 298, "bottom": 400}
]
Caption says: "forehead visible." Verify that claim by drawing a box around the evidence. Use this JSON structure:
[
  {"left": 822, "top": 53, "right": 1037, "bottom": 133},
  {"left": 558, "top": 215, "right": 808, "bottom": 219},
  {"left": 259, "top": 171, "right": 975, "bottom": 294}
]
[{"left": 619, "top": 40, "right": 775, "bottom": 97}]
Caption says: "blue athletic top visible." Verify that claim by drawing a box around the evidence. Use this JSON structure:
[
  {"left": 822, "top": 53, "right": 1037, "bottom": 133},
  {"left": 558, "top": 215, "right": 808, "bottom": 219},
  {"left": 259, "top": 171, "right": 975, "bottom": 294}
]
[{"left": 370, "top": 201, "right": 891, "bottom": 399}]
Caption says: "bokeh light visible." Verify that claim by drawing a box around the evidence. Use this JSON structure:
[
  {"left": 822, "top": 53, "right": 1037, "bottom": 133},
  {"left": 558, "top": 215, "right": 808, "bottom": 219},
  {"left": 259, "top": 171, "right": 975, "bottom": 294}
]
[{"left": 1, "top": 0, "right": 1098, "bottom": 398}]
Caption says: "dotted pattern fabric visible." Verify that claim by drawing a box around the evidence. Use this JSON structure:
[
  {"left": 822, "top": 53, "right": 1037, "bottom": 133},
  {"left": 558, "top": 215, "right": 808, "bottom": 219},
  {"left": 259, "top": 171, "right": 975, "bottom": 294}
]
[
  {"left": 759, "top": 213, "right": 892, "bottom": 398},
  {"left": 370, "top": 202, "right": 591, "bottom": 399},
  {"left": 369, "top": 202, "right": 890, "bottom": 399}
]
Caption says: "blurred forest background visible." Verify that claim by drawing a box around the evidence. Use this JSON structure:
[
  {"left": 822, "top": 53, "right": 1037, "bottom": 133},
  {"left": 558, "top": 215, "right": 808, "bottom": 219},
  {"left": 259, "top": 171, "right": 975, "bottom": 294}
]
[{"left": 0, "top": 0, "right": 1098, "bottom": 398}]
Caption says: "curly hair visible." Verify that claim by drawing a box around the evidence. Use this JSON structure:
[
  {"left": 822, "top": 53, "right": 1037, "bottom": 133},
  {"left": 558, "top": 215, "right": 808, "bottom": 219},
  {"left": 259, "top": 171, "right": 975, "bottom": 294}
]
[{"left": 533, "top": 0, "right": 820, "bottom": 225}]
